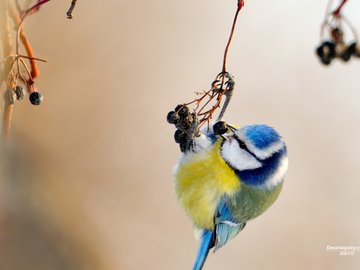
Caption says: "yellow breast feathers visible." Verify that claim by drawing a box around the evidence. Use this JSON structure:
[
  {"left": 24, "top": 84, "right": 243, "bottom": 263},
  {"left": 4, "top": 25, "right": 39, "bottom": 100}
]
[{"left": 174, "top": 139, "right": 241, "bottom": 229}]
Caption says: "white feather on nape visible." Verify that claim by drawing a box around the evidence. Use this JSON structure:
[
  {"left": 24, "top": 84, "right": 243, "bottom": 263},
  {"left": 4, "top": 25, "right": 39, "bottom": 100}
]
[
  {"left": 258, "top": 155, "right": 289, "bottom": 190},
  {"left": 221, "top": 140, "right": 262, "bottom": 171}
]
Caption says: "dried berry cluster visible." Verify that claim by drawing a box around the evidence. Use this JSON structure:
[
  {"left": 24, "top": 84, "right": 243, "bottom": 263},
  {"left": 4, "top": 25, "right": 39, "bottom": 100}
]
[
  {"left": 167, "top": 104, "right": 236, "bottom": 152},
  {"left": 5, "top": 84, "right": 43, "bottom": 106},
  {"left": 167, "top": 105, "right": 199, "bottom": 152},
  {"left": 316, "top": 27, "right": 360, "bottom": 65},
  {"left": 166, "top": 1, "right": 243, "bottom": 153},
  {"left": 6, "top": 86, "right": 24, "bottom": 104}
]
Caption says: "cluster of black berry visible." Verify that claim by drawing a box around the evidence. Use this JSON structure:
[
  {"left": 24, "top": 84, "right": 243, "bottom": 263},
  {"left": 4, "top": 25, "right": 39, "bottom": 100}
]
[
  {"left": 316, "top": 27, "right": 360, "bottom": 65},
  {"left": 167, "top": 105, "right": 199, "bottom": 152},
  {"left": 5, "top": 85, "right": 43, "bottom": 106}
]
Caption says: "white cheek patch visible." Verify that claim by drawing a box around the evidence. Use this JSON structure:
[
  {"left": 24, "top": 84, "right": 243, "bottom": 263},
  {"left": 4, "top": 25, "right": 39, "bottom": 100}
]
[{"left": 221, "top": 140, "right": 262, "bottom": 171}]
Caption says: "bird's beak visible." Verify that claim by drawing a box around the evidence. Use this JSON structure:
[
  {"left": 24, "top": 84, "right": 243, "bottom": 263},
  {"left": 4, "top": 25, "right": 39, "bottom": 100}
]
[{"left": 221, "top": 133, "right": 234, "bottom": 142}]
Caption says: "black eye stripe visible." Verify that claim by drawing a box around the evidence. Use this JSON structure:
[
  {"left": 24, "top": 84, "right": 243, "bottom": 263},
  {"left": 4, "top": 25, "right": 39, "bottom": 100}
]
[
  {"left": 234, "top": 137, "right": 248, "bottom": 150},
  {"left": 234, "top": 137, "right": 259, "bottom": 160}
]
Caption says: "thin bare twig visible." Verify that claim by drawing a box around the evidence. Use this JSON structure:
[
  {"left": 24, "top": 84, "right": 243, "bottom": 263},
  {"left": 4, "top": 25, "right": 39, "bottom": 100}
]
[
  {"left": 320, "top": 0, "right": 335, "bottom": 40},
  {"left": 184, "top": 0, "right": 244, "bottom": 131},
  {"left": 333, "top": 0, "right": 348, "bottom": 17},
  {"left": 67, "top": 0, "right": 78, "bottom": 19},
  {"left": 222, "top": 0, "right": 244, "bottom": 73}
]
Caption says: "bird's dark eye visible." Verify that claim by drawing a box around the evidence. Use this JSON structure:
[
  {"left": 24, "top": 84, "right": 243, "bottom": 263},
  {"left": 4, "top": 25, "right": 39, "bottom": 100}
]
[{"left": 238, "top": 140, "right": 247, "bottom": 149}]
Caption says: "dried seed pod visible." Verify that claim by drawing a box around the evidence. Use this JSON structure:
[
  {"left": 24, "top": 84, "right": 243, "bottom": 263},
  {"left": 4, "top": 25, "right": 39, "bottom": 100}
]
[
  {"left": 177, "top": 114, "right": 194, "bottom": 130},
  {"left": 174, "top": 129, "right": 187, "bottom": 144},
  {"left": 316, "top": 41, "right": 336, "bottom": 65},
  {"left": 319, "top": 41, "right": 336, "bottom": 59},
  {"left": 5, "top": 89, "right": 17, "bottom": 105},
  {"left": 331, "top": 27, "right": 344, "bottom": 43},
  {"left": 167, "top": 111, "right": 179, "bottom": 124},
  {"left": 29, "top": 92, "right": 43, "bottom": 105},
  {"left": 175, "top": 105, "right": 190, "bottom": 119},
  {"left": 14, "top": 86, "right": 25, "bottom": 100},
  {"left": 339, "top": 47, "right": 352, "bottom": 62},
  {"left": 320, "top": 56, "right": 332, "bottom": 65},
  {"left": 179, "top": 142, "right": 187, "bottom": 153},
  {"left": 348, "top": 42, "right": 360, "bottom": 57},
  {"left": 335, "top": 43, "right": 351, "bottom": 62}
]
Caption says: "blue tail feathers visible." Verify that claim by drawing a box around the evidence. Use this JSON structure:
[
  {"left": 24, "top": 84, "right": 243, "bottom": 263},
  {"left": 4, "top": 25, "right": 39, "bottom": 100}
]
[{"left": 192, "top": 230, "right": 214, "bottom": 270}]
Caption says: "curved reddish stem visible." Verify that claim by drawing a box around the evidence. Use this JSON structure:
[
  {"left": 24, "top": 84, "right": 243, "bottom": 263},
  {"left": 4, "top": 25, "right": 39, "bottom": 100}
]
[
  {"left": 222, "top": 0, "right": 245, "bottom": 73},
  {"left": 333, "top": 0, "right": 348, "bottom": 17}
]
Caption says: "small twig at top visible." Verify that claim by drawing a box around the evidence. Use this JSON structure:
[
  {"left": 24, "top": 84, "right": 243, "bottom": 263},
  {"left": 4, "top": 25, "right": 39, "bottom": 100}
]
[
  {"left": 67, "top": 0, "right": 78, "bottom": 19},
  {"left": 222, "top": 0, "right": 244, "bottom": 74},
  {"left": 332, "top": 0, "right": 348, "bottom": 17}
]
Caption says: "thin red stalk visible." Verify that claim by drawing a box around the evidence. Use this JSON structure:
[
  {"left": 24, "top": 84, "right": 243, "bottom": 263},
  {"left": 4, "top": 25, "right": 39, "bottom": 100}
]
[
  {"left": 16, "top": 0, "right": 51, "bottom": 55},
  {"left": 22, "top": 0, "right": 51, "bottom": 20},
  {"left": 222, "top": 0, "right": 244, "bottom": 73},
  {"left": 333, "top": 0, "right": 348, "bottom": 16}
]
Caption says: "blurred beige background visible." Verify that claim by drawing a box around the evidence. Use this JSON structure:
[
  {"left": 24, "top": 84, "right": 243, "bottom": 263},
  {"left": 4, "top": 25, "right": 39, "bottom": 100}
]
[{"left": 1, "top": 0, "right": 360, "bottom": 269}]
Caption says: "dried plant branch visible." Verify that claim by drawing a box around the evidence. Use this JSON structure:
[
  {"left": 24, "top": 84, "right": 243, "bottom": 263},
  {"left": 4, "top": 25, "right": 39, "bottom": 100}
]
[
  {"left": 1, "top": 0, "right": 51, "bottom": 142},
  {"left": 333, "top": 0, "right": 348, "bottom": 17},
  {"left": 180, "top": 0, "right": 244, "bottom": 134},
  {"left": 1, "top": 0, "right": 75, "bottom": 142},
  {"left": 320, "top": 0, "right": 357, "bottom": 42},
  {"left": 320, "top": 0, "right": 335, "bottom": 41},
  {"left": 16, "top": 0, "right": 51, "bottom": 54},
  {"left": 10, "top": 2, "right": 39, "bottom": 79}
]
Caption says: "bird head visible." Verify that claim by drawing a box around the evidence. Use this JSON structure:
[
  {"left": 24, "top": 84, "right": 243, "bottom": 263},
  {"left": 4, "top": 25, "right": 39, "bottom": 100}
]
[{"left": 220, "top": 124, "right": 288, "bottom": 188}]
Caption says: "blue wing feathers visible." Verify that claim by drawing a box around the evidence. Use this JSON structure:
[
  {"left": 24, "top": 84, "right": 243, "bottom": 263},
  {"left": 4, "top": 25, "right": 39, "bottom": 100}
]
[{"left": 214, "top": 199, "right": 246, "bottom": 252}]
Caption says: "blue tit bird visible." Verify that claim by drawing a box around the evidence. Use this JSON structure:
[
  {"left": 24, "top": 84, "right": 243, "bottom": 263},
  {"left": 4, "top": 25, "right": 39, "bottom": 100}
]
[{"left": 174, "top": 123, "right": 288, "bottom": 270}]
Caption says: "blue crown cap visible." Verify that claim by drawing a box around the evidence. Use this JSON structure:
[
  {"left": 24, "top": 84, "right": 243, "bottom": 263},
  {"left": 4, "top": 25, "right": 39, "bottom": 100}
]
[{"left": 243, "top": 125, "right": 281, "bottom": 149}]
